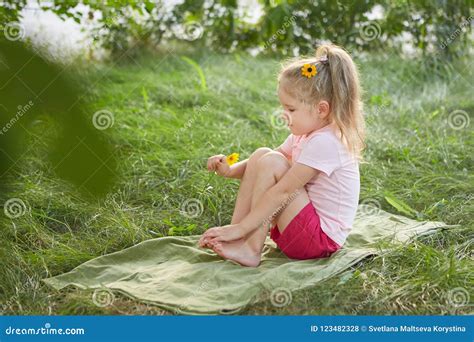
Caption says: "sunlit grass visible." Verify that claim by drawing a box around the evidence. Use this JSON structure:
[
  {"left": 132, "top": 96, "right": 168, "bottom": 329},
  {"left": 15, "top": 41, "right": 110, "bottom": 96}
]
[{"left": 0, "top": 50, "right": 472, "bottom": 315}]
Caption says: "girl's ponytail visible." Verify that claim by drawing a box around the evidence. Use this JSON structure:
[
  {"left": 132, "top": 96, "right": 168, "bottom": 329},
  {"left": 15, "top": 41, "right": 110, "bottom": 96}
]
[{"left": 316, "top": 44, "right": 365, "bottom": 157}]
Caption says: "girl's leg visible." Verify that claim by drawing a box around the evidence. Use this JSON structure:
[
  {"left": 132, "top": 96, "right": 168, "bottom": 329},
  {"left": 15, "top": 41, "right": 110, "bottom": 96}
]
[
  {"left": 230, "top": 147, "right": 273, "bottom": 224},
  {"left": 202, "top": 147, "right": 271, "bottom": 252},
  {"left": 243, "top": 152, "right": 311, "bottom": 254},
  {"left": 210, "top": 152, "right": 311, "bottom": 267}
]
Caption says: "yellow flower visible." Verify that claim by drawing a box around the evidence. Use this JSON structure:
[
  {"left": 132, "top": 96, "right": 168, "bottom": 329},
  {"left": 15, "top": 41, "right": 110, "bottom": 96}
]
[
  {"left": 301, "top": 63, "right": 317, "bottom": 78},
  {"left": 226, "top": 152, "right": 239, "bottom": 165}
]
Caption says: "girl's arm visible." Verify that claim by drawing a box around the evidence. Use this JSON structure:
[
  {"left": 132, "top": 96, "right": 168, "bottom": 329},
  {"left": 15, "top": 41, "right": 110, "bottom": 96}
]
[
  {"left": 275, "top": 147, "right": 291, "bottom": 162},
  {"left": 237, "top": 163, "right": 317, "bottom": 234},
  {"left": 274, "top": 147, "right": 284, "bottom": 154},
  {"left": 225, "top": 159, "right": 248, "bottom": 179},
  {"left": 200, "top": 162, "right": 319, "bottom": 244}
]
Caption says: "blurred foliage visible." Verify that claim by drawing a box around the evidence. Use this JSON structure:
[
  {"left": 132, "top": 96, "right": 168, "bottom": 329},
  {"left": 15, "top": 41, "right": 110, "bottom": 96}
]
[
  {"left": 0, "top": 0, "right": 26, "bottom": 23},
  {"left": 380, "top": 0, "right": 473, "bottom": 59},
  {"left": 1, "top": 0, "right": 472, "bottom": 59},
  {"left": 0, "top": 39, "right": 118, "bottom": 197}
]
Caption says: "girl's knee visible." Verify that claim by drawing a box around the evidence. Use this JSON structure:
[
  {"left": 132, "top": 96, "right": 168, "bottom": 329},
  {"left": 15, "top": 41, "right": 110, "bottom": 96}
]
[
  {"left": 249, "top": 147, "right": 273, "bottom": 165},
  {"left": 252, "top": 147, "right": 273, "bottom": 157},
  {"left": 256, "top": 152, "right": 290, "bottom": 172}
]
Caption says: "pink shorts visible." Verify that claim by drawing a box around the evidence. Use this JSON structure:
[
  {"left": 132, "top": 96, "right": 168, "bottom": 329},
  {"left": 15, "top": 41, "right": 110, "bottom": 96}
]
[{"left": 270, "top": 202, "right": 341, "bottom": 260}]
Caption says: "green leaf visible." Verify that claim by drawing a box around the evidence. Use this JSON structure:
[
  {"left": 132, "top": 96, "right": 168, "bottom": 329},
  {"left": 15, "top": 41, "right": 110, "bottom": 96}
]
[
  {"left": 180, "top": 56, "right": 207, "bottom": 91},
  {"left": 141, "top": 86, "right": 150, "bottom": 110},
  {"left": 384, "top": 194, "right": 418, "bottom": 217}
]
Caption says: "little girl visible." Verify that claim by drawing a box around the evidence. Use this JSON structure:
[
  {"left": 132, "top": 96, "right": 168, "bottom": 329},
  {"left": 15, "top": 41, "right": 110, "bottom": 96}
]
[{"left": 198, "top": 44, "right": 365, "bottom": 267}]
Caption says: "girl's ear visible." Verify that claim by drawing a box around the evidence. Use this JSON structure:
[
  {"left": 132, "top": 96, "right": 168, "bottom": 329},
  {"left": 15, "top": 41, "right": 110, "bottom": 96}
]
[{"left": 317, "top": 100, "right": 330, "bottom": 119}]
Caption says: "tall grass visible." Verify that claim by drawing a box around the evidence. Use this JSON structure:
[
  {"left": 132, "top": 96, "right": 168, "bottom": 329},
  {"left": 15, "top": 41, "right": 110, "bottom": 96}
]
[{"left": 0, "top": 50, "right": 472, "bottom": 315}]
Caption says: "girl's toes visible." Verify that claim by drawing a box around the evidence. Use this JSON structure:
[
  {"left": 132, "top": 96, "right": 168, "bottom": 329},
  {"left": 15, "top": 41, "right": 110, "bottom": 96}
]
[{"left": 213, "top": 243, "right": 223, "bottom": 253}]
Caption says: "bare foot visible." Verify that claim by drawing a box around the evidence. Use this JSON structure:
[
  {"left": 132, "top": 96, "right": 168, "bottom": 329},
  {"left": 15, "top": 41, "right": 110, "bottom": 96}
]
[
  {"left": 209, "top": 239, "right": 261, "bottom": 267},
  {"left": 200, "top": 237, "right": 219, "bottom": 250}
]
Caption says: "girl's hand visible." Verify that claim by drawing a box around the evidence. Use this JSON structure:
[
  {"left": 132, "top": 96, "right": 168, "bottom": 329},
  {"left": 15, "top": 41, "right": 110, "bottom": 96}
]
[
  {"left": 198, "top": 224, "right": 245, "bottom": 247},
  {"left": 206, "top": 154, "right": 230, "bottom": 177}
]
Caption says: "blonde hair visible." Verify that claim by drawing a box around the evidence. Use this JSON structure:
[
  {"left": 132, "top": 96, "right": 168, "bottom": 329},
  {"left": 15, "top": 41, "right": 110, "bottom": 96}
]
[{"left": 278, "top": 44, "right": 365, "bottom": 158}]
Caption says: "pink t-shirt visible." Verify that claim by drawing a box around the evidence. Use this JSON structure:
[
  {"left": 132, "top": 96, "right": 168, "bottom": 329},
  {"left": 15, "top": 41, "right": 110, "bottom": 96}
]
[{"left": 277, "top": 123, "right": 360, "bottom": 246}]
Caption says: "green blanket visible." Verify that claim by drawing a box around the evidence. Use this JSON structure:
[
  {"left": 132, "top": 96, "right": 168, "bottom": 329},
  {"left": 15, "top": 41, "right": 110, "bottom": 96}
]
[{"left": 42, "top": 205, "right": 448, "bottom": 314}]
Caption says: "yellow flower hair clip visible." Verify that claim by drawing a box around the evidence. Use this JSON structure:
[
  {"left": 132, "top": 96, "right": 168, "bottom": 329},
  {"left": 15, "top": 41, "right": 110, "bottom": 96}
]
[
  {"left": 301, "top": 63, "right": 317, "bottom": 78},
  {"left": 226, "top": 152, "right": 239, "bottom": 165}
]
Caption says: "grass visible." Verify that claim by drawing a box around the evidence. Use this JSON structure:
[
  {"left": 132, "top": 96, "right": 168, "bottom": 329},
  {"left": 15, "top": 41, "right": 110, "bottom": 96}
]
[{"left": 0, "top": 47, "right": 472, "bottom": 315}]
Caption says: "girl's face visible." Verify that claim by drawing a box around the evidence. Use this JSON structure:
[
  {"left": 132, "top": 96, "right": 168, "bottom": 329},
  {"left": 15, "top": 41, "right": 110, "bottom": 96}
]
[{"left": 278, "top": 86, "right": 326, "bottom": 136}]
